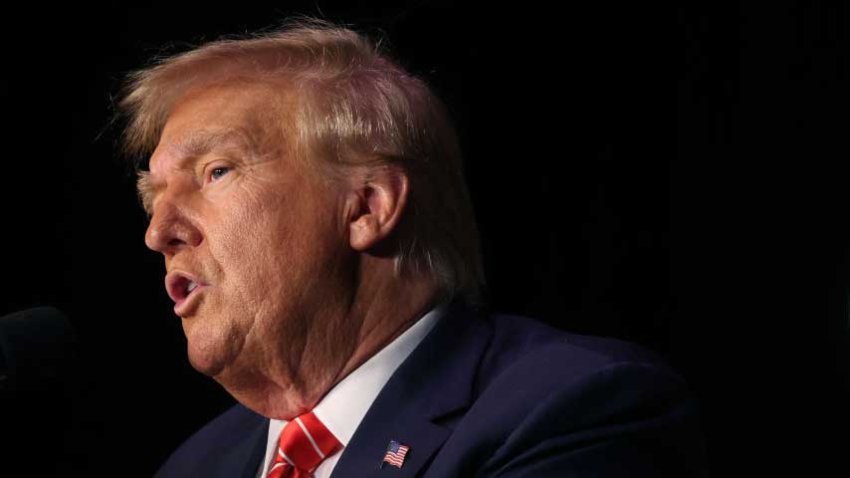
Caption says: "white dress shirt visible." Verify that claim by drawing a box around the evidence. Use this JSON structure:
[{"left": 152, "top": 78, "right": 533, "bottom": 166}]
[{"left": 256, "top": 306, "right": 444, "bottom": 478}]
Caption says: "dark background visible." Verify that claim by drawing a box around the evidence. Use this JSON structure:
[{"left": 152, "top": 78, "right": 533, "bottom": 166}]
[{"left": 1, "top": 1, "right": 848, "bottom": 475}]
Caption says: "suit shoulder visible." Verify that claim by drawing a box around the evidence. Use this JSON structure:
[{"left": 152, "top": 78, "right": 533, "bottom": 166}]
[
  {"left": 447, "top": 313, "right": 707, "bottom": 477},
  {"left": 477, "top": 313, "right": 683, "bottom": 390}
]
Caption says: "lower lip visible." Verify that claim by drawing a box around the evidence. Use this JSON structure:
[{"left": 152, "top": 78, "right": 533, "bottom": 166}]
[{"left": 174, "top": 285, "right": 207, "bottom": 317}]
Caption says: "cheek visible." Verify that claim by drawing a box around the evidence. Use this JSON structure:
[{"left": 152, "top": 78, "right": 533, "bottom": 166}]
[
  {"left": 205, "top": 176, "right": 343, "bottom": 313},
  {"left": 208, "top": 188, "right": 302, "bottom": 305}
]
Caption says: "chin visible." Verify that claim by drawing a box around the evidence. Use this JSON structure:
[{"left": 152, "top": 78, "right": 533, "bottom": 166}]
[
  {"left": 184, "top": 331, "right": 230, "bottom": 377},
  {"left": 182, "top": 314, "right": 242, "bottom": 376},
  {"left": 186, "top": 345, "right": 228, "bottom": 377}
]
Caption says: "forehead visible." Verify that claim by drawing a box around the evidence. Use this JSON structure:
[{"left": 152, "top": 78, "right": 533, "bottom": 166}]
[{"left": 149, "top": 82, "right": 291, "bottom": 173}]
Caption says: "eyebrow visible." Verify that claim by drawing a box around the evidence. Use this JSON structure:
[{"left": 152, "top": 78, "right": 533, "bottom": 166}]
[
  {"left": 173, "top": 129, "right": 257, "bottom": 159},
  {"left": 136, "top": 129, "right": 258, "bottom": 214},
  {"left": 136, "top": 170, "right": 155, "bottom": 215}
]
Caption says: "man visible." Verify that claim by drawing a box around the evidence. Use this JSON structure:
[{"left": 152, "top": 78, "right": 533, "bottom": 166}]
[{"left": 122, "top": 19, "right": 707, "bottom": 477}]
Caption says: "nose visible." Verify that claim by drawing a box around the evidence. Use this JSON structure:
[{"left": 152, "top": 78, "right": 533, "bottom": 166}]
[{"left": 144, "top": 197, "right": 203, "bottom": 256}]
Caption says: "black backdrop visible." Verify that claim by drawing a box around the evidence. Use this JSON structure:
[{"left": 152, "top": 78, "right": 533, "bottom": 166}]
[{"left": 1, "top": 1, "right": 848, "bottom": 476}]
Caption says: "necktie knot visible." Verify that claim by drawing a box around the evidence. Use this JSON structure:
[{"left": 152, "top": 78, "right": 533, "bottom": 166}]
[{"left": 267, "top": 411, "right": 342, "bottom": 478}]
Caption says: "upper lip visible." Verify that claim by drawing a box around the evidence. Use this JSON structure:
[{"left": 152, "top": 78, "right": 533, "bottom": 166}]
[{"left": 165, "top": 270, "right": 207, "bottom": 304}]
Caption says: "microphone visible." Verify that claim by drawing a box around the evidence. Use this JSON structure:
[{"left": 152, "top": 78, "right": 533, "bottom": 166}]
[{"left": 0, "top": 306, "right": 75, "bottom": 396}]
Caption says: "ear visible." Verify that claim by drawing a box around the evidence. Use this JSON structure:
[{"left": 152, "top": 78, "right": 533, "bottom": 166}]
[{"left": 346, "top": 165, "right": 410, "bottom": 252}]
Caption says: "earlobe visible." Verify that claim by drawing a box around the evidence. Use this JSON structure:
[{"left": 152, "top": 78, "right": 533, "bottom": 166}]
[{"left": 348, "top": 165, "right": 409, "bottom": 252}]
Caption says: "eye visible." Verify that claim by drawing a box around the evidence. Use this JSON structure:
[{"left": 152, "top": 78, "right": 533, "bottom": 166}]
[{"left": 209, "top": 166, "right": 230, "bottom": 182}]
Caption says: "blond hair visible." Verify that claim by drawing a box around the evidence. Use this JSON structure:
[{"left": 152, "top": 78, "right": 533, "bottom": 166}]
[{"left": 119, "top": 18, "right": 485, "bottom": 304}]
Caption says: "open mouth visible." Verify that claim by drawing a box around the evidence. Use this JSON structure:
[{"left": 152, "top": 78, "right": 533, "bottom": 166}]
[{"left": 165, "top": 272, "right": 207, "bottom": 313}]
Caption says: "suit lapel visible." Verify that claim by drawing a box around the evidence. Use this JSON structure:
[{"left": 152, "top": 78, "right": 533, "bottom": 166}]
[
  {"left": 203, "top": 410, "right": 269, "bottom": 478},
  {"left": 236, "top": 420, "right": 269, "bottom": 478},
  {"left": 330, "top": 303, "right": 493, "bottom": 478}
]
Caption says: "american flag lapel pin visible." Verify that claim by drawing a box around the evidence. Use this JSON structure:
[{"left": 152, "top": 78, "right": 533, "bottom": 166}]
[{"left": 381, "top": 440, "right": 410, "bottom": 469}]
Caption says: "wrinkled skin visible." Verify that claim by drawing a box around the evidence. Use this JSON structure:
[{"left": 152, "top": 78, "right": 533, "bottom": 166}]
[{"left": 143, "top": 81, "right": 437, "bottom": 418}]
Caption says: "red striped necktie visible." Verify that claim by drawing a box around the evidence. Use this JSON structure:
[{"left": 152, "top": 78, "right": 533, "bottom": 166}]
[{"left": 267, "top": 412, "right": 343, "bottom": 478}]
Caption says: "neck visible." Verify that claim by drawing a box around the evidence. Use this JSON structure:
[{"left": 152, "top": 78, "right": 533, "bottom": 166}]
[
  {"left": 223, "top": 255, "right": 440, "bottom": 419},
  {"left": 333, "top": 262, "right": 440, "bottom": 387}
]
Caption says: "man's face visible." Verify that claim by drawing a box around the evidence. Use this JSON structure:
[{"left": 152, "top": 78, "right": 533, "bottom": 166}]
[{"left": 143, "top": 83, "right": 357, "bottom": 408}]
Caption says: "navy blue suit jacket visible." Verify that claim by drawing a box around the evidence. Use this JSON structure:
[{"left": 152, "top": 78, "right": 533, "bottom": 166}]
[{"left": 156, "top": 304, "right": 708, "bottom": 477}]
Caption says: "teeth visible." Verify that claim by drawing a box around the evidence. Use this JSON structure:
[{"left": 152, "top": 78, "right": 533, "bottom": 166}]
[{"left": 187, "top": 281, "right": 198, "bottom": 293}]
